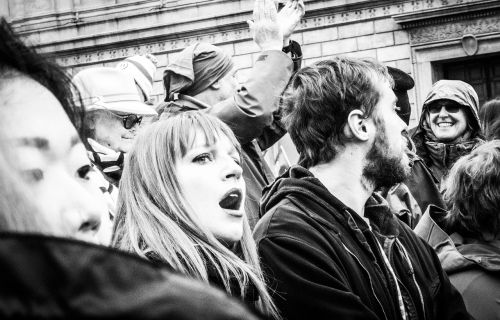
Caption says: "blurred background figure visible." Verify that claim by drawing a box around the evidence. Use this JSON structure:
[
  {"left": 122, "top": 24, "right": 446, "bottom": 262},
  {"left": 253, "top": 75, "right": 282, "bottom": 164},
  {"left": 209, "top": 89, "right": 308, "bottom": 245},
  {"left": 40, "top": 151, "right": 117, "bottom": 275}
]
[
  {"left": 160, "top": 0, "right": 304, "bottom": 229},
  {"left": 415, "top": 140, "right": 500, "bottom": 320},
  {"left": 0, "top": 17, "right": 260, "bottom": 320},
  {"left": 116, "top": 53, "right": 158, "bottom": 105},
  {"left": 411, "top": 80, "right": 484, "bottom": 189},
  {"left": 479, "top": 98, "right": 500, "bottom": 141},
  {"left": 0, "top": 18, "right": 108, "bottom": 244},
  {"left": 113, "top": 112, "right": 280, "bottom": 319}
]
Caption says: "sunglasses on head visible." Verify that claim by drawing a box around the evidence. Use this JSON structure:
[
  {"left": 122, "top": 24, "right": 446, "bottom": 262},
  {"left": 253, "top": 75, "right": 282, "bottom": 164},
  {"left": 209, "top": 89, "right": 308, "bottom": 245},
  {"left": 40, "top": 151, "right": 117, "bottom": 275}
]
[
  {"left": 428, "top": 101, "right": 462, "bottom": 114},
  {"left": 111, "top": 113, "right": 143, "bottom": 129}
]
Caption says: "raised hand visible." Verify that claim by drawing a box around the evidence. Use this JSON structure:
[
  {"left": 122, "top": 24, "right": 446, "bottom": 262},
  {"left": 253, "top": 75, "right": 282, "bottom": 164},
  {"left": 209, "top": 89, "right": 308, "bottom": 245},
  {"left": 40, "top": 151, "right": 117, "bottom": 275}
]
[
  {"left": 247, "top": 0, "right": 283, "bottom": 52},
  {"left": 277, "top": 0, "right": 305, "bottom": 45}
]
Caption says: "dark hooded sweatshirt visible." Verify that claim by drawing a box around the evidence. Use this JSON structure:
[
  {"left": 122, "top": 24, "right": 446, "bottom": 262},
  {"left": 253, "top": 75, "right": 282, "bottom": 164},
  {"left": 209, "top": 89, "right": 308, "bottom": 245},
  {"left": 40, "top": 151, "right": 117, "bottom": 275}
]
[{"left": 253, "top": 166, "right": 470, "bottom": 320}]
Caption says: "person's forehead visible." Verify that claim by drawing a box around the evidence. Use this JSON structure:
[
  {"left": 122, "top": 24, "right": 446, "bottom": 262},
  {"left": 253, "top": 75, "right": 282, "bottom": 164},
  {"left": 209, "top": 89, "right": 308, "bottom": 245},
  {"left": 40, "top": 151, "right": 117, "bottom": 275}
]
[
  {"left": 190, "top": 128, "right": 236, "bottom": 152},
  {"left": 1, "top": 75, "right": 81, "bottom": 153}
]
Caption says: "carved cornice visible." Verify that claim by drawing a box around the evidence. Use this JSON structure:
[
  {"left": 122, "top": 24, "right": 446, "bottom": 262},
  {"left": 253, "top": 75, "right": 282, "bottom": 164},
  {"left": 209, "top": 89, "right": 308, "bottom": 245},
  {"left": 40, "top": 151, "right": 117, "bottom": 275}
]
[
  {"left": 23, "top": 0, "right": 483, "bottom": 67},
  {"left": 393, "top": 0, "right": 500, "bottom": 29},
  {"left": 408, "top": 15, "right": 500, "bottom": 45}
]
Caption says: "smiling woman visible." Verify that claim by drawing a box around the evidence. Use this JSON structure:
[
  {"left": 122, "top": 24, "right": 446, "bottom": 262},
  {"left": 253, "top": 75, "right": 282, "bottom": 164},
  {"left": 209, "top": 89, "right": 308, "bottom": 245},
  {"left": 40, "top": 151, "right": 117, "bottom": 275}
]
[
  {"left": 411, "top": 79, "right": 484, "bottom": 188},
  {"left": 112, "top": 111, "right": 279, "bottom": 319}
]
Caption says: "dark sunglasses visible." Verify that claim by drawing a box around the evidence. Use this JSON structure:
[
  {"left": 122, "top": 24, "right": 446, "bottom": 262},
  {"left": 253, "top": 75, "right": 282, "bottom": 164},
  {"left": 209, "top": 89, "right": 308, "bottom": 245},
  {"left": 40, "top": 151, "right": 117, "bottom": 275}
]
[
  {"left": 428, "top": 101, "right": 461, "bottom": 114},
  {"left": 111, "top": 113, "right": 143, "bottom": 129}
]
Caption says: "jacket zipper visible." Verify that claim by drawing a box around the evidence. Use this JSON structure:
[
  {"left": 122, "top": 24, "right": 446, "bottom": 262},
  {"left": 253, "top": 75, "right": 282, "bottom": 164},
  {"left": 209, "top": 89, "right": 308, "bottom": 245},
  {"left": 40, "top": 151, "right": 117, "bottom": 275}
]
[
  {"left": 396, "top": 239, "right": 426, "bottom": 320},
  {"left": 340, "top": 242, "right": 389, "bottom": 320}
]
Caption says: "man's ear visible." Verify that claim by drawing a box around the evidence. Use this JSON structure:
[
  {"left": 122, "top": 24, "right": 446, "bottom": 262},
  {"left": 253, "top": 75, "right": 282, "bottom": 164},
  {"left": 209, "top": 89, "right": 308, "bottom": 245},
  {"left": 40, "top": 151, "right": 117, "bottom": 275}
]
[{"left": 345, "top": 109, "right": 371, "bottom": 142}]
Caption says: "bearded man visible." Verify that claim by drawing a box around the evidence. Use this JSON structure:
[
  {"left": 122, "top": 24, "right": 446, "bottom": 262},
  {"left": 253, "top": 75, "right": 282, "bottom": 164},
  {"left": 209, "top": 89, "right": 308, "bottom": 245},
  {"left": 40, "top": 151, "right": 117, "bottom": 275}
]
[{"left": 253, "top": 57, "right": 470, "bottom": 320}]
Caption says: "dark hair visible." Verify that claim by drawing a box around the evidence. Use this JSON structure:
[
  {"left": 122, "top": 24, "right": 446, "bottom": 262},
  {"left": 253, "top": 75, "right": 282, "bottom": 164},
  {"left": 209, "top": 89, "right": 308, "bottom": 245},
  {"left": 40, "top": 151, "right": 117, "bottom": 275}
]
[
  {"left": 0, "top": 18, "right": 84, "bottom": 137},
  {"left": 479, "top": 98, "right": 500, "bottom": 140},
  {"left": 281, "top": 57, "right": 392, "bottom": 168},
  {"left": 444, "top": 140, "right": 500, "bottom": 240}
]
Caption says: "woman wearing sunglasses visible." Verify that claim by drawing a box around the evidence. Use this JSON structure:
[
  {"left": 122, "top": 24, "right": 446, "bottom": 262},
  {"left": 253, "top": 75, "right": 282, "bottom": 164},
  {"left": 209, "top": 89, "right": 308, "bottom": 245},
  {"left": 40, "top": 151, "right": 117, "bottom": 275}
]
[
  {"left": 112, "top": 111, "right": 280, "bottom": 319},
  {"left": 411, "top": 79, "right": 484, "bottom": 190},
  {"left": 73, "top": 67, "right": 158, "bottom": 186}
]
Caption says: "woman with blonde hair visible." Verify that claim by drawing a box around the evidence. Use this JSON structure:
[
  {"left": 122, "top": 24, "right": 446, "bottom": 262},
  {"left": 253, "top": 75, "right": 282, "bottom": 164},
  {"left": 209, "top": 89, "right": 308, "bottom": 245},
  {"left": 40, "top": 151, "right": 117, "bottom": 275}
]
[{"left": 112, "top": 111, "right": 279, "bottom": 319}]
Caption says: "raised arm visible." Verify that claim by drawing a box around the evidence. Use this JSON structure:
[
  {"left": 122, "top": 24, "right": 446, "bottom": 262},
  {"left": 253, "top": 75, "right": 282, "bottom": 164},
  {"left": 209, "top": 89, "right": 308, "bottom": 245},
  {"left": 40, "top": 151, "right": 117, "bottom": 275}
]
[{"left": 208, "top": 0, "right": 304, "bottom": 144}]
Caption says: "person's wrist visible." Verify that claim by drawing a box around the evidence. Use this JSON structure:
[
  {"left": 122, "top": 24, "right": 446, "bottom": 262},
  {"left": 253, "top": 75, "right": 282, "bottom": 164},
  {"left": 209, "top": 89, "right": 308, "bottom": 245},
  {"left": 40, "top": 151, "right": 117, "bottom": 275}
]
[
  {"left": 282, "top": 39, "right": 292, "bottom": 53},
  {"left": 283, "top": 37, "right": 291, "bottom": 47},
  {"left": 258, "top": 40, "right": 283, "bottom": 52}
]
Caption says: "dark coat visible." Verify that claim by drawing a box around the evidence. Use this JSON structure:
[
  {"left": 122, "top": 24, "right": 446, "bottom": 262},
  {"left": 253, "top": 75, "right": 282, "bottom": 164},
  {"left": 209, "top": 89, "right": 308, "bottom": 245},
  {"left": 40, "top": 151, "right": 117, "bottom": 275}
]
[
  {"left": 254, "top": 166, "right": 470, "bottom": 320},
  {"left": 415, "top": 206, "right": 500, "bottom": 320},
  {"left": 0, "top": 232, "right": 260, "bottom": 319}
]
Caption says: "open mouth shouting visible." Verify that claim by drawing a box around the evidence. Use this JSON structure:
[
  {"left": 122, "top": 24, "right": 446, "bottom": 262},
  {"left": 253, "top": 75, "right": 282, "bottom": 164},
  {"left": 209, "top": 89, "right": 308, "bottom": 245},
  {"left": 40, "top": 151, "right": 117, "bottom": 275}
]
[{"left": 219, "top": 188, "right": 244, "bottom": 217}]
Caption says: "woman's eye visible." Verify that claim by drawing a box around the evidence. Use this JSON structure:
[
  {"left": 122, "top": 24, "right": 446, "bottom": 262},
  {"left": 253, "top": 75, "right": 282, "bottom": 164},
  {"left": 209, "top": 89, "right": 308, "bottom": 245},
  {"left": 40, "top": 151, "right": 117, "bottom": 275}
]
[
  {"left": 77, "top": 164, "right": 94, "bottom": 180},
  {"left": 233, "top": 157, "right": 241, "bottom": 166},
  {"left": 192, "top": 153, "right": 213, "bottom": 164},
  {"left": 21, "top": 169, "right": 44, "bottom": 183}
]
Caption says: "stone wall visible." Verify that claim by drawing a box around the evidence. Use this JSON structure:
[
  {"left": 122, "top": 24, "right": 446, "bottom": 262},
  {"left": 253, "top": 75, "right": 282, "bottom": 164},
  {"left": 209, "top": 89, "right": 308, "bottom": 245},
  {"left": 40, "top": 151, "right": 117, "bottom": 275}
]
[{"left": 4, "top": 0, "right": 499, "bottom": 166}]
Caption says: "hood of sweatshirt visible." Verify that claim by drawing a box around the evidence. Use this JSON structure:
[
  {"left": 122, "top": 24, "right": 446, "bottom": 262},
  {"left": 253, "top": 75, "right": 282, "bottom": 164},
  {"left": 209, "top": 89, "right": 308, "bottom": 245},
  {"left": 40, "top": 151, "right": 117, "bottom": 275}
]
[{"left": 260, "top": 165, "right": 401, "bottom": 238}]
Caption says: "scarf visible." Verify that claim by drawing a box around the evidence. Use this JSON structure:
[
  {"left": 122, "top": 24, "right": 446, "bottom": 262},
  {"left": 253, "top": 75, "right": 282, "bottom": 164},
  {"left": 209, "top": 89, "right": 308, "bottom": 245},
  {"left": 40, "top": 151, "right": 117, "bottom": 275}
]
[{"left": 87, "top": 138, "right": 124, "bottom": 186}]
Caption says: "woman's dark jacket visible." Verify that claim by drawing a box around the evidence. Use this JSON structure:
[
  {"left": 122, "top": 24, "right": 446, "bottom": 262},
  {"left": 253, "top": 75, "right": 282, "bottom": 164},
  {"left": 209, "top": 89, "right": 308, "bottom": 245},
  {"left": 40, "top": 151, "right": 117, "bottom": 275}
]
[
  {"left": 415, "top": 206, "right": 500, "bottom": 320},
  {"left": 253, "top": 166, "right": 470, "bottom": 320},
  {"left": 0, "top": 232, "right": 259, "bottom": 319}
]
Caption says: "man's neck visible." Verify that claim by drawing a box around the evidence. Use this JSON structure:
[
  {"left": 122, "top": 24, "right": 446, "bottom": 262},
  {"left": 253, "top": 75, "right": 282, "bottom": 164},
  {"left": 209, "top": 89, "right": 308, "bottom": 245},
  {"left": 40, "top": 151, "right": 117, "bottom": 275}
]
[{"left": 309, "top": 150, "right": 373, "bottom": 218}]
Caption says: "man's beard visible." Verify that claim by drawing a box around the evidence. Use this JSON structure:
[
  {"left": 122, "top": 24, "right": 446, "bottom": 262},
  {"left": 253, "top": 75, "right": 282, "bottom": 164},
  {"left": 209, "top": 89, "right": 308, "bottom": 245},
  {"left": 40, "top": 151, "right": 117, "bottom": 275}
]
[{"left": 363, "top": 125, "right": 410, "bottom": 190}]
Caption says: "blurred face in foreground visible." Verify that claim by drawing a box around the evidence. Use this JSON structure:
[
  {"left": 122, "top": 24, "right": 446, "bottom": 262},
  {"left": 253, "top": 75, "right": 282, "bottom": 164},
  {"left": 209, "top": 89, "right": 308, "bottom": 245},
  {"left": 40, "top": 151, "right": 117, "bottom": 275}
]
[
  {"left": 1, "top": 74, "right": 108, "bottom": 243},
  {"left": 175, "top": 129, "right": 246, "bottom": 244}
]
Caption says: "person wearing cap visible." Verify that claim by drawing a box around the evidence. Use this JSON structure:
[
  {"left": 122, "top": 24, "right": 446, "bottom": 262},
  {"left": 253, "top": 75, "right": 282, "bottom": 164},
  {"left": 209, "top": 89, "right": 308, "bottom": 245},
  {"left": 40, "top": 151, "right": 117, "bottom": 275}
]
[
  {"left": 411, "top": 80, "right": 484, "bottom": 190},
  {"left": 160, "top": 0, "right": 305, "bottom": 229},
  {"left": 383, "top": 67, "right": 445, "bottom": 228},
  {"left": 116, "top": 54, "right": 158, "bottom": 104},
  {"left": 73, "top": 67, "right": 157, "bottom": 186}
]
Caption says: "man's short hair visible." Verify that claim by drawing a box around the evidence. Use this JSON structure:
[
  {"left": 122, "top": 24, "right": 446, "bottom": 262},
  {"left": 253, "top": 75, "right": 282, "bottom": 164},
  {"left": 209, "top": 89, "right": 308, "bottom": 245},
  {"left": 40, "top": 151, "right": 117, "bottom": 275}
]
[
  {"left": 281, "top": 57, "right": 392, "bottom": 168},
  {"left": 444, "top": 140, "right": 500, "bottom": 239}
]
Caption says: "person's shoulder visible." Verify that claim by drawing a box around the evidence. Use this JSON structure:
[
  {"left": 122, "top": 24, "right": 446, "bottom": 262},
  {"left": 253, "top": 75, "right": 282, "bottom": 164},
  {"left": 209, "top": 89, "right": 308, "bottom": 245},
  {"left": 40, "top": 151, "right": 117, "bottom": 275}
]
[{"left": 254, "top": 197, "right": 313, "bottom": 241}]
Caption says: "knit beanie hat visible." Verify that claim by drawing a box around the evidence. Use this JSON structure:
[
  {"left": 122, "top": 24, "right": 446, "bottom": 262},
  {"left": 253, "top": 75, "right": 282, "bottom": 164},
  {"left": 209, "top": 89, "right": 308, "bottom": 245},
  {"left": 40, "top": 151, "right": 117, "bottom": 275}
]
[{"left": 116, "top": 54, "right": 158, "bottom": 102}]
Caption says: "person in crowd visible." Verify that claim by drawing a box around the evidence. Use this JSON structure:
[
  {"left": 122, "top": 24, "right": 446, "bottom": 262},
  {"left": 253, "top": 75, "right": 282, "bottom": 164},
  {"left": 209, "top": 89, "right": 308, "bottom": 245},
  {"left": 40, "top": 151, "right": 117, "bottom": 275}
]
[
  {"left": 415, "top": 140, "right": 500, "bottom": 320},
  {"left": 72, "top": 66, "right": 157, "bottom": 186},
  {"left": 384, "top": 67, "right": 445, "bottom": 227},
  {"left": 411, "top": 80, "right": 483, "bottom": 189},
  {"left": 0, "top": 23, "right": 109, "bottom": 245},
  {"left": 116, "top": 53, "right": 158, "bottom": 104},
  {"left": 160, "top": 0, "right": 304, "bottom": 229},
  {"left": 112, "top": 112, "right": 279, "bottom": 319},
  {"left": 0, "top": 17, "right": 260, "bottom": 320},
  {"left": 479, "top": 98, "right": 500, "bottom": 140},
  {"left": 253, "top": 57, "right": 470, "bottom": 320}
]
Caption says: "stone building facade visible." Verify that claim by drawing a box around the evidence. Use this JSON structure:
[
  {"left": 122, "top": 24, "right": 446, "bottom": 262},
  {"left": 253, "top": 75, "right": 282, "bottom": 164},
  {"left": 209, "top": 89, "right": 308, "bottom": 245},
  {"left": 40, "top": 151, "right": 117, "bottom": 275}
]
[{"left": 3, "top": 0, "right": 500, "bottom": 166}]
